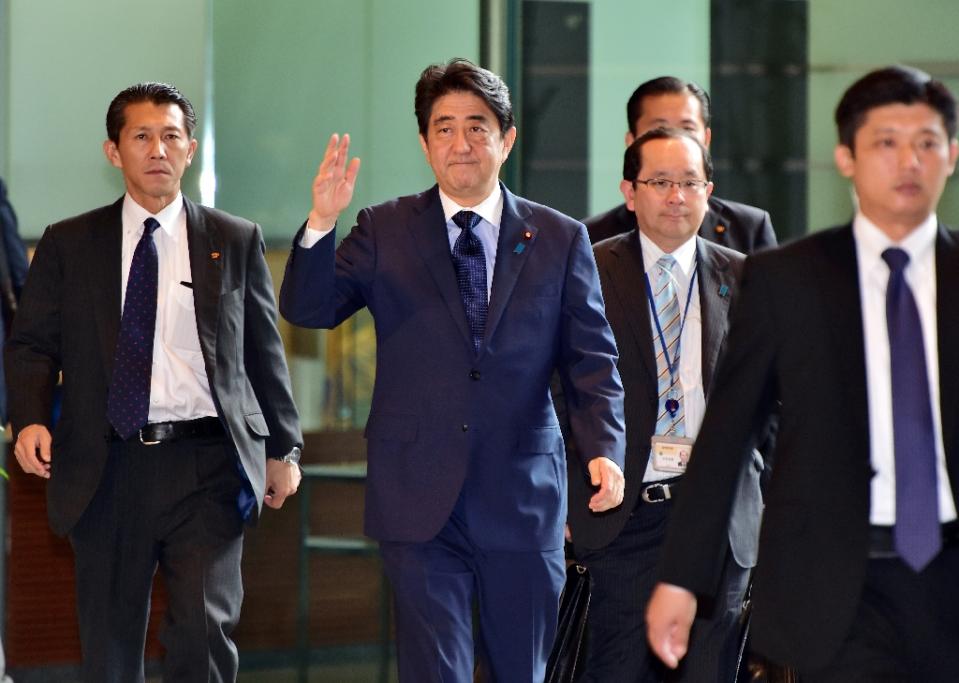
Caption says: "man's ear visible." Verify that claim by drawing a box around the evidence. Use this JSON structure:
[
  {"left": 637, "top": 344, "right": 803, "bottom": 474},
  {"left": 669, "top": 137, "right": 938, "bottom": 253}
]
[
  {"left": 625, "top": 130, "right": 635, "bottom": 147},
  {"left": 185, "top": 138, "right": 198, "bottom": 167},
  {"left": 620, "top": 179, "right": 636, "bottom": 211},
  {"left": 703, "top": 127, "right": 712, "bottom": 148},
  {"left": 418, "top": 133, "right": 430, "bottom": 159},
  {"left": 502, "top": 126, "right": 517, "bottom": 159},
  {"left": 103, "top": 139, "right": 122, "bottom": 169},
  {"left": 834, "top": 144, "right": 855, "bottom": 178}
]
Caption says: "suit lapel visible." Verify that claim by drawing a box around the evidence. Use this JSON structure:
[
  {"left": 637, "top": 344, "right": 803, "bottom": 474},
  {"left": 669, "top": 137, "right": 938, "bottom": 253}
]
[
  {"left": 606, "top": 232, "right": 658, "bottom": 398},
  {"left": 697, "top": 238, "right": 734, "bottom": 397},
  {"left": 184, "top": 198, "right": 222, "bottom": 380},
  {"left": 935, "top": 226, "right": 959, "bottom": 495},
  {"left": 406, "top": 187, "right": 474, "bottom": 351},
  {"left": 482, "top": 186, "right": 535, "bottom": 357},
  {"left": 91, "top": 199, "right": 124, "bottom": 378},
  {"left": 820, "top": 225, "right": 870, "bottom": 448}
]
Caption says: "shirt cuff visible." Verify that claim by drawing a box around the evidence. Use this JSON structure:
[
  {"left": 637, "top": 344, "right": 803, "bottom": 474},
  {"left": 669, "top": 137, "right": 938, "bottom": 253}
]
[{"left": 299, "top": 223, "right": 334, "bottom": 248}]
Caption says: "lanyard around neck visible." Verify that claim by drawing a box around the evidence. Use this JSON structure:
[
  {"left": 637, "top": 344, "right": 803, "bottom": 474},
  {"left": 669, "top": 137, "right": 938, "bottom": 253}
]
[{"left": 643, "top": 260, "right": 698, "bottom": 387}]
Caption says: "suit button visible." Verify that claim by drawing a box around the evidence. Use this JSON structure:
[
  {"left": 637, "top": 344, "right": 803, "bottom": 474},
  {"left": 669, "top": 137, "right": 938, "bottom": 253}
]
[
  {"left": 469, "top": 370, "right": 481, "bottom": 380},
  {"left": 462, "top": 424, "right": 469, "bottom": 432}
]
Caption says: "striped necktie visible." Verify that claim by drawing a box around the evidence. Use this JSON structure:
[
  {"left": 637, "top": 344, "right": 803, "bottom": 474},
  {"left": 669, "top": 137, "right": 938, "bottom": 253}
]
[{"left": 652, "top": 255, "right": 684, "bottom": 437}]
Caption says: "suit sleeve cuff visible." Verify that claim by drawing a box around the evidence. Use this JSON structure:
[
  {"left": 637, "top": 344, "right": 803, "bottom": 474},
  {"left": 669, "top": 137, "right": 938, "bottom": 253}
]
[{"left": 299, "top": 222, "right": 335, "bottom": 248}]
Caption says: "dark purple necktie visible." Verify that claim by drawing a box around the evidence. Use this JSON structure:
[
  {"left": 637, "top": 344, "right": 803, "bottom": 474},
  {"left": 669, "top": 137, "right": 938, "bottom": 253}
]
[
  {"left": 451, "top": 210, "right": 488, "bottom": 353},
  {"left": 107, "top": 217, "right": 160, "bottom": 440},
  {"left": 883, "top": 247, "right": 941, "bottom": 571}
]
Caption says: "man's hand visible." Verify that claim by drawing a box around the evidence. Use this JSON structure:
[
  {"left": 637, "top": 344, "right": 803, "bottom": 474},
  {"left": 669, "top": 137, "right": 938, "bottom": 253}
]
[
  {"left": 646, "top": 583, "right": 698, "bottom": 669},
  {"left": 13, "top": 424, "right": 52, "bottom": 479},
  {"left": 308, "top": 133, "right": 361, "bottom": 231},
  {"left": 264, "top": 459, "right": 302, "bottom": 509},
  {"left": 586, "top": 456, "right": 624, "bottom": 511}
]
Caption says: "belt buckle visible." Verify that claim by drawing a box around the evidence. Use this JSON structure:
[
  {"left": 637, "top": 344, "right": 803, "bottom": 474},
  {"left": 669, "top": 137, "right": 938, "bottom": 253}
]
[
  {"left": 139, "top": 428, "right": 161, "bottom": 446},
  {"left": 641, "top": 483, "right": 671, "bottom": 504}
]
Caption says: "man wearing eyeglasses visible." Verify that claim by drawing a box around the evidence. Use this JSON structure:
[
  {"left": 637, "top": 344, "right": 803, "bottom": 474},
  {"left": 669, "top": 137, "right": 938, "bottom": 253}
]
[
  {"left": 584, "top": 76, "right": 776, "bottom": 254},
  {"left": 566, "top": 127, "right": 762, "bottom": 681}
]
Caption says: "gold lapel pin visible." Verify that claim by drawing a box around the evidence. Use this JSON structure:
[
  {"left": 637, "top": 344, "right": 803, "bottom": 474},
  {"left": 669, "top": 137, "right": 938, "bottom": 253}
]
[
  {"left": 715, "top": 224, "right": 726, "bottom": 235},
  {"left": 211, "top": 251, "right": 221, "bottom": 260}
]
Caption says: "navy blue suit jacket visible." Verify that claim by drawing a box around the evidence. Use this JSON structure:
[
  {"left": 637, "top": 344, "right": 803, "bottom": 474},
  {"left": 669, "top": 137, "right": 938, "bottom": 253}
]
[
  {"left": 280, "top": 183, "right": 626, "bottom": 552},
  {"left": 0, "top": 178, "right": 29, "bottom": 423}
]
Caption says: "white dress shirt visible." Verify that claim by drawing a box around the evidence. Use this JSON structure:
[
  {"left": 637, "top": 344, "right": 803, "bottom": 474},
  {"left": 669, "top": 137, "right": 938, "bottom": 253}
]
[
  {"left": 639, "top": 232, "right": 705, "bottom": 483},
  {"left": 120, "top": 194, "right": 217, "bottom": 422},
  {"left": 853, "top": 212, "right": 957, "bottom": 524}
]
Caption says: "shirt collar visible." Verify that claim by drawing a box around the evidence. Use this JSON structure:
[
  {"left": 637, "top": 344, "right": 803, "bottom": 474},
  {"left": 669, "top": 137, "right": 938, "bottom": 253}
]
[
  {"left": 852, "top": 210, "right": 937, "bottom": 267},
  {"left": 638, "top": 230, "right": 698, "bottom": 278},
  {"left": 439, "top": 183, "right": 504, "bottom": 228},
  {"left": 122, "top": 193, "right": 184, "bottom": 239}
]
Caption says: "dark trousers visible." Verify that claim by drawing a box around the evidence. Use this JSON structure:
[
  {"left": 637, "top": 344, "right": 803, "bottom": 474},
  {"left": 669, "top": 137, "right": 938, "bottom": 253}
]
[
  {"left": 379, "top": 505, "right": 566, "bottom": 683},
  {"left": 801, "top": 544, "right": 959, "bottom": 683},
  {"left": 68, "top": 436, "right": 246, "bottom": 683},
  {"left": 575, "top": 497, "right": 748, "bottom": 683}
]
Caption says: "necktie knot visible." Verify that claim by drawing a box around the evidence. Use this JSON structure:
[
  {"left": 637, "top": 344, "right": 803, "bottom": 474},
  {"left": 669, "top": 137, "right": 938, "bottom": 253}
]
[
  {"left": 452, "top": 210, "right": 481, "bottom": 232},
  {"left": 882, "top": 247, "right": 909, "bottom": 274},
  {"left": 656, "top": 254, "right": 677, "bottom": 273}
]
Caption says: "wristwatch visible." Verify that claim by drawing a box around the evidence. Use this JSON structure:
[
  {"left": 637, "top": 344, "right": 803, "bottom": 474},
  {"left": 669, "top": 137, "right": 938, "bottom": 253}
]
[{"left": 272, "top": 446, "right": 302, "bottom": 466}]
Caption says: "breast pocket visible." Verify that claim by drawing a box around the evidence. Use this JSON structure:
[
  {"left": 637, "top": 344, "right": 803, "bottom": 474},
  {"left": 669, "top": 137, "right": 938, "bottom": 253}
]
[{"left": 168, "top": 283, "right": 202, "bottom": 353}]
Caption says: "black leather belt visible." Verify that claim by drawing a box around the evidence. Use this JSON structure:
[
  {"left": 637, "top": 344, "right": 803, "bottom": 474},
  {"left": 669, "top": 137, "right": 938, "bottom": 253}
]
[
  {"left": 640, "top": 477, "right": 681, "bottom": 504},
  {"left": 868, "top": 522, "right": 959, "bottom": 557},
  {"left": 111, "top": 417, "right": 225, "bottom": 445}
]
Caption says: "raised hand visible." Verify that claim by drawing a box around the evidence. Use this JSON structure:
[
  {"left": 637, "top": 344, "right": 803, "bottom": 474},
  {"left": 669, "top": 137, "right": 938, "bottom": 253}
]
[{"left": 308, "top": 133, "right": 361, "bottom": 231}]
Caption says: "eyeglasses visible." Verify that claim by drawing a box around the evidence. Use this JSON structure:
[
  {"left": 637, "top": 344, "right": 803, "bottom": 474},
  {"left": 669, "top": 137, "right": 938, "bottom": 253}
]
[{"left": 634, "top": 178, "right": 710, "bottom": 195}]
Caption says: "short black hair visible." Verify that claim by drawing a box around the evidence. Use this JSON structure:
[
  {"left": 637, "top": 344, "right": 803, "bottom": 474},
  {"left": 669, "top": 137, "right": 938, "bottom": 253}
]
[
  {"left": 835, "top": 65, "right": 957, "bottom": 150},
  {"left": 415, "top": 58, "right": 514, "bottom": 138},
  {"left": 106, "top": 82, "right": 197, "bottom": 144},
  {"left": 623, "top": 127, "right": 713, "bottom": 183},
  {"left": 626, "top": 76, "right": 711, "bottom": 136}
]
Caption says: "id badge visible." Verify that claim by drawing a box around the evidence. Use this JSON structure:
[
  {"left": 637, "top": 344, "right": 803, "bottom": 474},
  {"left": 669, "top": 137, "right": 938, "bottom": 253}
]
[{"left": 650, "top": 435, "right": 695, "bottom": 474}]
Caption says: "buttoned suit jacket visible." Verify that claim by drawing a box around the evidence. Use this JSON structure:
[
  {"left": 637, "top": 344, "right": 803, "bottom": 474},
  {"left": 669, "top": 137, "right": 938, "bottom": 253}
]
[
  {"left": 279, "top": 183, "right": 626, "bottom": 552},
  {"left": 584, "top": 196, "right": 777, "bottom": 253},
  {"left": 5, "top": 197, "right": 302, "bottom": 536},
  {"left": 657, "top": 224, "right": 959, "bottom": 670},
  {"left": 567, "top": 231, "right": 763, "bottom": 569}
]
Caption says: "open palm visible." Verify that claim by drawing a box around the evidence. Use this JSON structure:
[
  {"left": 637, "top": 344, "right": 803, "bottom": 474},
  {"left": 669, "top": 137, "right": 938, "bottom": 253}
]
[{"left": 309, "top": 133, "right": 361, "bottom": 230}]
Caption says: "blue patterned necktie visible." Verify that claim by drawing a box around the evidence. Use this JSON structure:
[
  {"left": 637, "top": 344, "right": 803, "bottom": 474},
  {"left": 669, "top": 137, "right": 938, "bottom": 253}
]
[
  {"left": 652, "top": 255, "right": 684, "bottom": 437},
  {"left": 883, "top": 247, "right": 941, "bottom": 571},
  {"left": 107, "top": 217, "right": 161, "bottom": 440},
  {"left": 451, "top": 210, "right": 488, "bottom": 353}
]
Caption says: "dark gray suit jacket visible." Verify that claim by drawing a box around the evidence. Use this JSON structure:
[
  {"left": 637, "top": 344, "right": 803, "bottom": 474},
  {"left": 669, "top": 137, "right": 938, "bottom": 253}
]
[
  {"left": 656, "top": 224, "right": 959, "bottom": 670},
  {"left": 5, "top": 197, "right": 302, "bottom": 535},
  {"left": 584, "top": 195, "right": 776, "bottom": 254},
  {"left": 567, "top": 231, "right": 763, "bottom": 569}
]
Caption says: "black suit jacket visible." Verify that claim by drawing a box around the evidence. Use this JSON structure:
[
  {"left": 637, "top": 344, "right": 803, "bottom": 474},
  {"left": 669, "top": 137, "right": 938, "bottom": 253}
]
[
  {"left": 567, "top": 232, "right": 763, "bottom": 569},
  {"left": 656, "top": 224, "right": 959, "bottom": 670},
  {"left": 5, "top": 197, "right": 302, "bottom": 535},
  {"left": 584, "top": 195, "right": 777, "bottom": 253}
]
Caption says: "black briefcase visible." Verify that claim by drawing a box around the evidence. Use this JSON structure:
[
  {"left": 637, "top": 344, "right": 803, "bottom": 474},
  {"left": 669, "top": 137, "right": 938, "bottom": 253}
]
[{"left": 545, "top": 563, "right": 591, "bottom": 683}]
